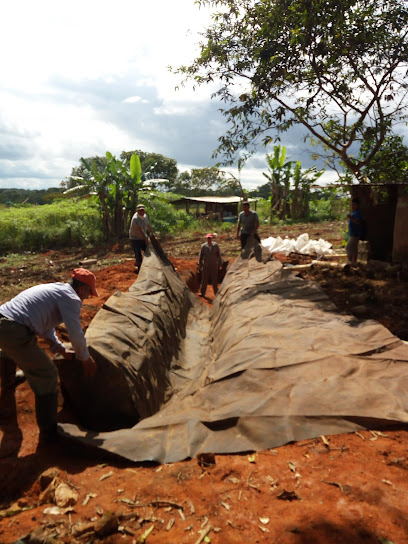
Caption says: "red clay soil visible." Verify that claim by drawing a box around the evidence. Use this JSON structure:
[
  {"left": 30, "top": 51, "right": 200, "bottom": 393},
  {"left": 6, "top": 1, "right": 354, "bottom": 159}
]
[{"left": 1, "top": 251, "right": 408, "bottom": 543}]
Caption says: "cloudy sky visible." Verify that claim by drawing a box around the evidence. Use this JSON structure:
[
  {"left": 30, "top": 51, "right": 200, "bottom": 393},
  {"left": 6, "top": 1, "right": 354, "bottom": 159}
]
[{"left": 0, "top": 0, "right": 332, "bottom": 192}]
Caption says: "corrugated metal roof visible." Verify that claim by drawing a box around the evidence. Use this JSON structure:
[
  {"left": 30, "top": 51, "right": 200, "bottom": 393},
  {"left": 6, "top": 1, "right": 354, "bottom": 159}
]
[{"left": 170, "top": 196, "right": 257, "bottom": 204}]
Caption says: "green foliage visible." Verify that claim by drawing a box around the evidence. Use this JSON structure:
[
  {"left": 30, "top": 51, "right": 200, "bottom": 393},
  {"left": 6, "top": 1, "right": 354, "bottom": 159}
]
[
  {"left": 169, "top": 166, "right": 230, "bottom": 196},
  {"left": 64, "top": 151, "right": 154, "bottom": 239},
  {"left": 64, "top": 149, "right": 250, "bottom": 201},
  {"left": 178, "top": 0, "right": 408, "bottom": 182},
  {"left": 153, "top": 190, "right": 187, "bottom": 202},
  {"left": 308, "top": 187, "right": 348, "bottom": 222},
  {"left": 120, "top": 150, "right": 178, "bottom": 189},
  {"left": 345, "top": 132, "right": 408, "bottom": 183},
  {"left": 218, "top": 221, "right": 235, "bottom": 233},
  {"left": 64, "top": 150, "right": 178, "bottom": 193},
  {"left": 0, "top": 194, "right": 202, "bottom": 254},
  {"left": 253, "top": 199, "right": 270, "bottom": 224},
  {"left": 248, "top": 182, "right": 270, "bottom": 199},
  {"left": 144, "top": 197, "right": 197, "bottom": 235},
  {"left": 260, "top": 145, "right": 323, "bottom": 221},
  {"left": 0, "top": 199, "right": 103, "bottom": 254},
  {"left": 217, "top": 170, "right": 248, "bottom": 199},
  {"left": 0, "top": 188, "right": 64, "bottom": 205},
  {"left": 64, "top": 152, "right": 233, "bottom": 239},
  {"left": 263, "top": 145, "right": 294, "bottom": 220}
]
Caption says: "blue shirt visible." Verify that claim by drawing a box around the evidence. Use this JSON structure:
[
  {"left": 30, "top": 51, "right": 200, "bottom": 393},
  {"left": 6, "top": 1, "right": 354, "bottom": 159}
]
[
  {"left": 0, "top": 282, "right": 90, "bottom": 360},
  {"left": 348, "top": 210, "right": 363, "bottom": 238}
]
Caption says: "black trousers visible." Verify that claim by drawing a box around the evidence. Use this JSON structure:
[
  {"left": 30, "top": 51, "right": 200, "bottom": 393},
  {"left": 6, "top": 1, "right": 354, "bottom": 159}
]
[
  {"left": 131, "top": 239, "right": 147, "bottom": 268},
  {"left": 240, "top": 232, "right": 260, "bottom": 249}
]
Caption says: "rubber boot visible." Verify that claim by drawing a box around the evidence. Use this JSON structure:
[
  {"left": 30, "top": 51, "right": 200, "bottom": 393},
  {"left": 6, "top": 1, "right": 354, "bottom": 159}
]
[
  {"left": 0, "top": 354, "right": 19, "bottom": 420},
  {"left": 0, "top": 352, "right": 26, "bottom": 394},
  {"left": 35, "top": 393, "right": 59, "bottom": 444},
  {"left": 0, "top": 353, "right": 18, "bottom": 394}
]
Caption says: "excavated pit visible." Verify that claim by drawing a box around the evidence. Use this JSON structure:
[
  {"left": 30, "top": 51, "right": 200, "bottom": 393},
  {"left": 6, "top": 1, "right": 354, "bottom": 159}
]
[
  {"left": 57, "top": 241, "right": 208, "bottom": 431},
  {"left": 58, "top": 239, "right": 408, "bottom": 463}
]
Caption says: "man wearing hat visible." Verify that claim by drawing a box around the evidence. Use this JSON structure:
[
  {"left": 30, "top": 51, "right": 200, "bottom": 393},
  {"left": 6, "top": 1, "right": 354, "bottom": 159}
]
[
  {"left": 129, "top": 204, "right": 155, "bottom": 274},
  {"left": 198, "top": 233, "right": 222, "bottom": 298},
  {"left": 0, "top": 268, "right": 98, "bottom": 444}
]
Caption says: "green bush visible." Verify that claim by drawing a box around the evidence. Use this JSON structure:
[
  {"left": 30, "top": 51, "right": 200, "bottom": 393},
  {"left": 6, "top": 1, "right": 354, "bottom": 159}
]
[
  {"left": 308, "top": 198, "right": 348, "bottom": 222},
  {"left": 0, "top": 199, "right": 103, "bottom": 254},
  {"left": 219, "top": 222, "right": 235, "bottom": 233},
  {"left": 145, "top": 198, "right": 197, "bottom": 235},
  {"left": 253, "top": 199, "right": 269, "bottom": 223}
]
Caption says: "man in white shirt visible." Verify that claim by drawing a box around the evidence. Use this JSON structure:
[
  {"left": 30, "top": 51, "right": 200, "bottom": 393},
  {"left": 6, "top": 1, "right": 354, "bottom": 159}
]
[
  {"left": 0, "top": 268, "right": 98, "bottom": 444},
  {"left": 129, "top": 204, "right": 155, "bottom": 274}
]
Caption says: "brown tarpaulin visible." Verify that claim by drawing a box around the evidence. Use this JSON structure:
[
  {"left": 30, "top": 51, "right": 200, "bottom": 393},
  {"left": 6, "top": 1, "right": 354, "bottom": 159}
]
[{"left": 59, "top": 241, "right": 408, "bottom": 463}]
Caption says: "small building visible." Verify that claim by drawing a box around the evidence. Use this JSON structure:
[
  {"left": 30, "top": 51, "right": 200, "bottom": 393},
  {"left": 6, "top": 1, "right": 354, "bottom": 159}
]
[
  {"left": 170, "top": 196, "right": 258, "bottom": 220},
  {"left": 350, "top": 183, "right": 408, "bottom": 262}
]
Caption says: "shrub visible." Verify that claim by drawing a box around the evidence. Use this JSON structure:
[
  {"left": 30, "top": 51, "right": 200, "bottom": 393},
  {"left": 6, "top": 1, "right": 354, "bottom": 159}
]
[{"left": 0, "top": 199, "right": 103, "bottom": 254}]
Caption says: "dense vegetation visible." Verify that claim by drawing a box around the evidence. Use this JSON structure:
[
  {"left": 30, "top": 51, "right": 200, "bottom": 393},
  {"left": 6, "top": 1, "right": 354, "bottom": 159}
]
[
  {"left": 0, "top": 199, "right": 103, "bottom": 254},
  {"left": 0, "top": 188, "right": 347, "bottom": 255},
  {"left": 0, "top": 148, "right": 349, "bottom": 255},
  {"left": 0, "top": 188, "right": 63, "bottom": 206}
]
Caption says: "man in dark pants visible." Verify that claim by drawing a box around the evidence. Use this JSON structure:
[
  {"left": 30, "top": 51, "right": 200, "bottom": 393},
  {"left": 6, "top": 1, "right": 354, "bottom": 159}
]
[
  {"left": 198, "top": 233, "right": 222, "bottom": 297},
  {"left": 346, "top": 197, "right": 363, "bottom": 264},
  {"left": 236, "top": 201, "right": 260, "bottom": 249},
  {"left": 0, "top": 268, "right": 97, "bottom": 445},
  {"left": 129, "top": 204, "right": 155, "bottom": 274}
]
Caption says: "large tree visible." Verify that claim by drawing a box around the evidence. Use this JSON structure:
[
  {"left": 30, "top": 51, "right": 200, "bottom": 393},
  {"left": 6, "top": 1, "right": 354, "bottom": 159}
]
[
  {"left": 63, "top": 151, "right": 179, "bottom": 192},
  {"left": 120, "top": 150, "right": 178, "bottom": 189},
  {"left": 171, "top": 166, "right": 227, "bottom": 195},
  {"left": 178, "top": 0, "right": 408, "bottom": 182}
]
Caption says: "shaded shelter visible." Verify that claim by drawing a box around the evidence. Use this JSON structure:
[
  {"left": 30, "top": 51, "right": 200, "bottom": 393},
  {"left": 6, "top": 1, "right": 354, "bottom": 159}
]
[
  {"left": 59, "top": 240, "right": 408, "bottom": 463},
  {"left": 350, "top": 183, "right": 408, "bottom": 262},
  {"left": 170, "top": 196, "right": 257, "bottom": 221}
]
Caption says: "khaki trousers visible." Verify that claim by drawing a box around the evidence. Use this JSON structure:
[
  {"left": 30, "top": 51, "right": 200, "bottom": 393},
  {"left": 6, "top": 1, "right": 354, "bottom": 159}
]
[{"left": 0, "top": 316, "right": 58, "bottom": 396}]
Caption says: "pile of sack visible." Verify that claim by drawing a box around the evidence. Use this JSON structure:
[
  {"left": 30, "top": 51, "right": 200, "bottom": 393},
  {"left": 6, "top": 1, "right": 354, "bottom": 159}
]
[{"left": 261, "top": 233, "right": 334, "bottom": 258}]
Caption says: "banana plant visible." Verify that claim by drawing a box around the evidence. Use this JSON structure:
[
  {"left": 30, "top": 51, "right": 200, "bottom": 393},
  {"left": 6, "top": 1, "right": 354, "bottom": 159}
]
[
  {"left": 263, "top": 145, "right": 294, "bottom": 220},
  {"left": 64, "top": 152, "right": 156, "bottom": 238},
  {"left": 291, "top": 163, "right": 323, "bottom": 219}
]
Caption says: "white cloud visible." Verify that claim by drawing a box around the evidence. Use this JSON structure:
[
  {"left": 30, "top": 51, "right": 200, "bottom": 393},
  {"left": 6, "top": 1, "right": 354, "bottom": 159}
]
[
  {"left": 0, "top": 0, "right": 349, "bottom": 192},
  {"left": 123, "top": 96, "right": 147, "bottom": 104},
  {"left": 0, "top": 0, "right": 218, "bottom": 189}
]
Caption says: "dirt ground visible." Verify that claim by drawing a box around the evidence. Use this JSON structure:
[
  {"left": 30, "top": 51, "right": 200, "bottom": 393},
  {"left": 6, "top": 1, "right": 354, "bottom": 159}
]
[{"left": 1, "top": 221, "right": 408, "bottom": 544}]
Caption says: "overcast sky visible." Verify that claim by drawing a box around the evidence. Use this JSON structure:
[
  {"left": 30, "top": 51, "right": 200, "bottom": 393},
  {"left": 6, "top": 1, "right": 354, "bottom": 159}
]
[{"left": 0, "top": 0, "right": 336, "bottom": 192}]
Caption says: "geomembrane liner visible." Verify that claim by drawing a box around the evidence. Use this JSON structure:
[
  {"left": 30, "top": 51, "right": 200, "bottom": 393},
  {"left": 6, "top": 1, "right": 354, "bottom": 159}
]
[{"left": 59, "top": 240, "right": 408, "bottom": 463}]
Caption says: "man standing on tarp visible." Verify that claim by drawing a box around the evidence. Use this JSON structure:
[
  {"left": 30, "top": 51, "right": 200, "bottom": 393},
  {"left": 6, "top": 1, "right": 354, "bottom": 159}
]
[
  {"left": 237, "top": 201, "right": 260, "bottom": 249},
  {"left": 129, "top": 204, "right": 155, "bottom": 274},
  {"left": 0, "top": 268, "right": 98, "bottom": 445},
  {"left": 198, "top": 233, "right": 222, "bottom": 298}
]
